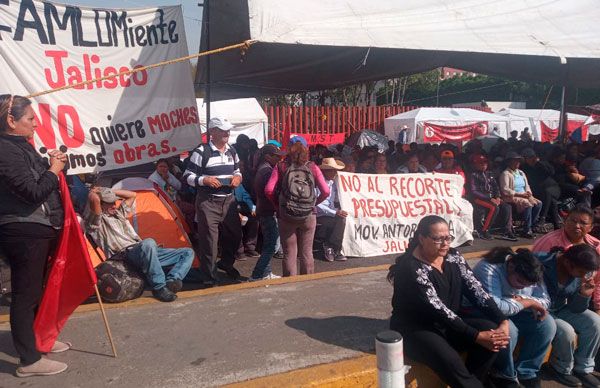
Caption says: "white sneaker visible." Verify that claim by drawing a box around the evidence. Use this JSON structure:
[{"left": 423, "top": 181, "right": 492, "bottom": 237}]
[
  {"left": 263, "top": 273, "right": 281, "bottom": 280},
  {"left": 16, "top": 357, "right": 68, "bottom": 377}
]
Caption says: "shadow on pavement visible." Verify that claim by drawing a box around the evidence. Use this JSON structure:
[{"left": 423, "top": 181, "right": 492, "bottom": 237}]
[
  {"left": 0, "top": 330, "right": 17, "bottom": 377},
  {"left": 285, "top": 316, "right": 388, "bottom": 353}
]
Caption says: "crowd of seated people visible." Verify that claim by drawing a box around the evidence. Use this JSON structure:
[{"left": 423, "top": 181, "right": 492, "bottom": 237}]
[
  {"left": 391, "top": 213, "right": 600, "bottom": 388},
  {"left": 60, "top": 126, "right": 600, "bottom": 297}
]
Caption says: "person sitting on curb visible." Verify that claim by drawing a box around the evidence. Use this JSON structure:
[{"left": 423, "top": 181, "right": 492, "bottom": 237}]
[
  {"left": 473, "top": 247, "right": 555, "bottom": 388},
  {"left": 315, "top": 157, "right": 348, "bottom": 262},
  {"left": 86, "top": 187, "right": 194, "bottom": 302},
  {"left": 535, "top": 244, "right": 600, "bottom": 388},
  {"left": 533, "top": 205, "right": 600, "bottom": 309}
]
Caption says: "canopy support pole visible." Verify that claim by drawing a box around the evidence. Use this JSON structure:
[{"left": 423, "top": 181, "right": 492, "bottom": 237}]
[
  {"left": 205, "top": 0, "right": 211, "bottom": 126},
  {"left": 558, "top": 86, "right": 568, "bottom": 143}
]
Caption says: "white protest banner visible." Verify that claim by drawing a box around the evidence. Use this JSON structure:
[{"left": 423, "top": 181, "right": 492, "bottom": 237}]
[
  {"left": 337, "top": 172, "right": 473, "bottom": 257},
  {"left": 0, "top": 0, "right": 201, "bottom": 174}
]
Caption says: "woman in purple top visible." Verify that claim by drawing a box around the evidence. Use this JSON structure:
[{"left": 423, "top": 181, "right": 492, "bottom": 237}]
[{"left": 265, "top": 136, "right": 330, "bottom": 276}]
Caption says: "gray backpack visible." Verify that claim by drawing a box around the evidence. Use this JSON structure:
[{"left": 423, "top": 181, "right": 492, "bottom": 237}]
[
  {"left": 95, "top": 259, "right": 145, "bottom": 303},
  {"left": 278, "top": 162, "right": 316, "bottom": 220}
]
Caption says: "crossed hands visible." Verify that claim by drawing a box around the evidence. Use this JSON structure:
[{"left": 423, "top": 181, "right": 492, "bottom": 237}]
[{"left": 476, "top": 320, "right": 510, "bottom": 352}]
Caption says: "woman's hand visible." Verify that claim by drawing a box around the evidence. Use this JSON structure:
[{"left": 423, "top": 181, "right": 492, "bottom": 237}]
[
  {"left": 476, "top": 330, "right": 510, "bottom": 352},
  {"left": 48, "top": 149, "right": 66, "bottom": 175}
]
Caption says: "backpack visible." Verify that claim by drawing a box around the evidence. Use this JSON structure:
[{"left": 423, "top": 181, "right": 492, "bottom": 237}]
[
  {"left": 95, "top": 259, "right": 145, "bottom": 303},
  {"left": 278, "top": 162, "right": 316, "bottom": 220}
]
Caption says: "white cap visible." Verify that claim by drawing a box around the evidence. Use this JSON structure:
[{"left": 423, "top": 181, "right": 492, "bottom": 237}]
[{"left": 208, "top": 117, "right": 234, "bottom": 131}]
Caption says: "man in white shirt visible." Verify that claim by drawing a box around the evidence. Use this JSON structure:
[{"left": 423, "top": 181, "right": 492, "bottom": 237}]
[{"left": 315, "top": 158, "right": 348, "bottom": 262}]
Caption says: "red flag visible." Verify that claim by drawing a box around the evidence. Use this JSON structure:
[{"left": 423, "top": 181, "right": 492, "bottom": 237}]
[{"left": 34, "top": 173, "right": 97, "bottom": 352}]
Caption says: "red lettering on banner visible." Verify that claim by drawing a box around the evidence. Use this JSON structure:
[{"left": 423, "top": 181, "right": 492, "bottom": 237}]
[
  {"left": 383, "top": 240, "right": 409, "bottom": 253},
  {"left": 147, "top": 106, "right": 199, "bottom": 134},
  {"left": 113, "top": 140, "right": 175, "bottom": 165},
  {"left": 375, "top": 176, "right": 383, "bottom": 194},
  {"left": 290, "top": 133, "right": 345, "bottom": 146},
  {"left": 57, "top": 105, "right": 84, "bottom": 148},
  {"left": 389, "top": 176, "right": 399, "bottom": 195},
  {"left": 33, "top": 104, "right": 84, "bottom": 149},
  {"left": 34, "top": 103, "right": 56, "bottom": 149},
  {"left": 367, "top": 177, "right": 377, "bottom": 193},
  {"left": 44, "top": 50, "right": 148, "bottom": 90}
]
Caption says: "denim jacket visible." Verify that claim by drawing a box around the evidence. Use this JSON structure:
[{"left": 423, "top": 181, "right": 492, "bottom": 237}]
[{"left": 535, "top": 252, "right": 590, "bottom": 313}]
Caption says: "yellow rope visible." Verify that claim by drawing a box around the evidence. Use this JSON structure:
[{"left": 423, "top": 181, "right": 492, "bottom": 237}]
[{"left": 26, "top": 39, "right": 257, "bottom": 99}]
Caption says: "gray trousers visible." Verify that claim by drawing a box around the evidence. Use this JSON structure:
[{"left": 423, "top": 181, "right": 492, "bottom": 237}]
[{"left": 196, "top": 192, "right": 242, "bottom": 281}]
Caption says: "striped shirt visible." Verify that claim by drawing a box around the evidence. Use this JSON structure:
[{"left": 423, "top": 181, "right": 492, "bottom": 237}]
[
  {"left": 184, "top": 141, "right": 242, "bottom": 195},
  {"left": 86, "top": 202, "right": 141, "bottom": 257}
]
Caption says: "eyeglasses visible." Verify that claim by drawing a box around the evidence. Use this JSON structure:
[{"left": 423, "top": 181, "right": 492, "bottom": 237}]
[{"left": 428, "top": 235, "right": 455, "bottom": 245}]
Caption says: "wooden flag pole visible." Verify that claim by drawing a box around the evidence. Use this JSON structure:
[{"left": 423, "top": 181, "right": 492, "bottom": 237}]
[{"left": 94, "top": 285, "right": 117, "bottom": 358}]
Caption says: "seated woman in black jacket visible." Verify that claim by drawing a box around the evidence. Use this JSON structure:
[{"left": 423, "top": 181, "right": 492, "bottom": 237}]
[{"left": 388, "top": 215, "right": 510, "bottom": 388}]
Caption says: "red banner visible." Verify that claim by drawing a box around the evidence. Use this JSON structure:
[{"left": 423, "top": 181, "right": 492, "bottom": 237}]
[
  {"left": 290, "top": 132, "right": 346, "bottom": 146},
  {"left": 540, "top": 121, "right": 588, "bottom": 142},
  {"left": 423, "top": 122, "right": 488, "bottom": 143}
]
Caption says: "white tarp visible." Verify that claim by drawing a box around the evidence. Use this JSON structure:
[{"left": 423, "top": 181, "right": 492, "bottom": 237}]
[
  {"left": 197, "top": 0, "right": 600, "bottom": 99},
  {"left": 197, "top": 98, "right": 268, "bottom": 146},
  {"left": 384, "top": 108, "right": 510, "bottom": 143},
  {"left": 0, "top": 1, "right": 200, "bottom": 174},
  {"left": 337, "top": 172, "right": 473, "bottom": 257},
  {"left": 497, "top": 109, "right": 590, "bottom": 141}
]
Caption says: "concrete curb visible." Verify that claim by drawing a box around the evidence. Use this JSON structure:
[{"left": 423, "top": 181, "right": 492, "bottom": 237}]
[
  {"left": 224, "top": 355, "right": 378, "bottom": 388},
  {"left": 0, "top": 244, "right": 531, "bottom": 325}
]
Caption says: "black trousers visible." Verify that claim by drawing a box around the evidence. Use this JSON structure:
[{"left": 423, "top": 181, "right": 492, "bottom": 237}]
[
  {"left": 0, "top": 223, "right": 58, "bottom": 365},
  {"left": 533, "top": 186, "right": 560, "bottom": 227},
  {"left": 472, "top": 200, "right": 512, "bottom": 234},
  {"left": 315, "top": 215, "right": 346, "bottom": 251},
  {"left": 402, "top": 318, "right": 498, "bottom": 388},
  {"left": 196, "top": 193, "right": 242, "bottom": 282}
]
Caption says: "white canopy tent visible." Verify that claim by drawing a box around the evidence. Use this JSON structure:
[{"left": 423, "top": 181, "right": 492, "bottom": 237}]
[
  {"left": 197, "top": 0, "right": 600, "bottom": 99},
  {"left": 196, "top": 98, "right": 268, "bottom": 146},
  {"left": 384, "top": 108, "right": 510, "bottom": 144},
  {"left": 496, "top": 109, "right": 590, "bottom": 141}
]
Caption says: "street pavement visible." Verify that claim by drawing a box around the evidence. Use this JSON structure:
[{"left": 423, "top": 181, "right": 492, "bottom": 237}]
[
  {"left": 0, "top": 270, "right": 391, "bottom": 387},
  {"left": 0, "top": 236, "right": 561, "bottom": 388}
]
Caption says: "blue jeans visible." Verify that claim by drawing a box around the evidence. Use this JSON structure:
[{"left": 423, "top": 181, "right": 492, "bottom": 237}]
[
  {"left": 551, "top": 308, "right": 600, "bottom": 374},
  {"left": 252, "top": 215, "right": 279, "bottom": 279},
  {"left": 522, "top": 202, "right": 542, "bottom": 232},
  {"left": 126, "top": 238, "right": 194, "bottom": 290},
  {"left": 495, "top": 311, "right": 556, "bottom": 380}
]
